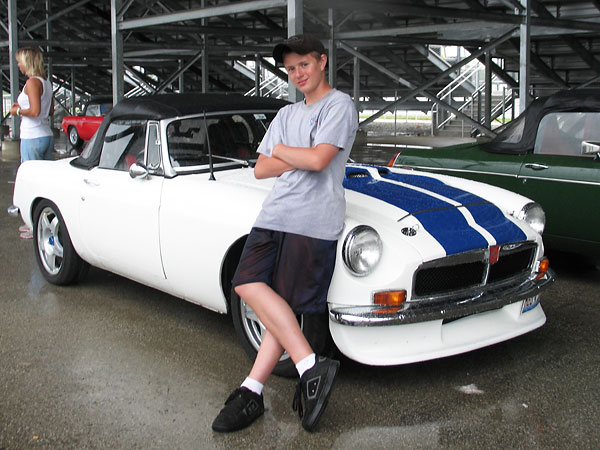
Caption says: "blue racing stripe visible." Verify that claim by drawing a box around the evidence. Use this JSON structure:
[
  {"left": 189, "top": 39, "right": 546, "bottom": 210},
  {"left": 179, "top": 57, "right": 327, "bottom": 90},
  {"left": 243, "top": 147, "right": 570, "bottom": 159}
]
[
  {"left": 378, "top": 168, "right": 527, "bottom": 245},
  {"left": 344, "top": 167, "right": 489, "bottom": 254},
  {"left": 343, "top": 167, "right": 527, "bottom": 254}
]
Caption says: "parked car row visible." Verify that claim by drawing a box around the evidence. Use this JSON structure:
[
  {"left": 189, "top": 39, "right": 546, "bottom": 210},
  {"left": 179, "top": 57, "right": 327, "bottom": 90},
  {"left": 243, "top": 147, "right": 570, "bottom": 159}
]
[
  {"left": 390, "top": 89, "right": 600, "bottom": 260},
  {"left": 11, "top": 93, "right": 554, "bottom": 375}
]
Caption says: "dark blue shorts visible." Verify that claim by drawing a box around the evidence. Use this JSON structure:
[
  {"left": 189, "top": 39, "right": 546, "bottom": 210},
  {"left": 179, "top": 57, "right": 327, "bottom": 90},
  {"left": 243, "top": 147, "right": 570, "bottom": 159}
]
[{"left": 232, "top": 227, "right": 338, "bottom": 314}]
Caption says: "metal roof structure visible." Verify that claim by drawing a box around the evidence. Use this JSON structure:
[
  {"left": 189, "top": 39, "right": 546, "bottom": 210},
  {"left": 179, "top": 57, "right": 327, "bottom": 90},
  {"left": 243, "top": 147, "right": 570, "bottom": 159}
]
[{"left": 2, "top": 0, "right": 600, "bottom": 137}]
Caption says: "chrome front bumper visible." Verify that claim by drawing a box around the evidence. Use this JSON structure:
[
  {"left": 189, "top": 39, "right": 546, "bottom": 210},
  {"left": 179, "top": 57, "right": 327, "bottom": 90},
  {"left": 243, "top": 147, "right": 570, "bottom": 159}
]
[{"left": 329, "top": 269, "right": 555, "bottom": 327}]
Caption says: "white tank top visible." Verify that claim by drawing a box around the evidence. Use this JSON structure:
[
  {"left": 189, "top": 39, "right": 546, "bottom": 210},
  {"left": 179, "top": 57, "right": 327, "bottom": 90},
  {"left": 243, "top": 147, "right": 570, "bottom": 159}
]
[{"left": 17, "top": 76, "right": 53, "bottom": 139}]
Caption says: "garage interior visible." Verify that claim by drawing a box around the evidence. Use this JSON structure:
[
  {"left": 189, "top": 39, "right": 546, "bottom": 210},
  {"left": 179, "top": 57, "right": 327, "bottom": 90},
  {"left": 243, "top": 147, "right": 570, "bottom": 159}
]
[
  {"left": 1, "top": 3, "right": 599, "bottom": 449},
  {"left": 1, "top": 0, "right": 600, "bottom": 142}
]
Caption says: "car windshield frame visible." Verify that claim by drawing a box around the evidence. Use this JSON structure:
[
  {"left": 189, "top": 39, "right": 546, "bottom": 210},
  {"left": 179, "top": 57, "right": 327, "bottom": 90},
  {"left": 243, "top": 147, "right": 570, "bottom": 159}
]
[{"left": 162, "top": 108, "right": 279, "bottom": 177}]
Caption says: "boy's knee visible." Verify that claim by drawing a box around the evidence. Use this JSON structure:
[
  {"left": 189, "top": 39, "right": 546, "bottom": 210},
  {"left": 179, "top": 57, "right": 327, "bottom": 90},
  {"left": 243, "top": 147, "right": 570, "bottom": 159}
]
[{"left": 235, "top": 283, "right": 252, "bottom": 299}]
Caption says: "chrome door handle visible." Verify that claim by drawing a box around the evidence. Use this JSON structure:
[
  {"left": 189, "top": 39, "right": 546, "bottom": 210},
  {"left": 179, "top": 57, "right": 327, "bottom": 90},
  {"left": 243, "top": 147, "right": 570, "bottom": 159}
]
[{"left": 524, "top": 163, "right": 549, "bottom": 170}]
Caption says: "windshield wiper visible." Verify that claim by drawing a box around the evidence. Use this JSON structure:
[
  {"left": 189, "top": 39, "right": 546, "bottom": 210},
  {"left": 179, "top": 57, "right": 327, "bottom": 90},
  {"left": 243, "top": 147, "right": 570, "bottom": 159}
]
[{"left": 211, "top": 155, "right": 250, "bottom": 167}]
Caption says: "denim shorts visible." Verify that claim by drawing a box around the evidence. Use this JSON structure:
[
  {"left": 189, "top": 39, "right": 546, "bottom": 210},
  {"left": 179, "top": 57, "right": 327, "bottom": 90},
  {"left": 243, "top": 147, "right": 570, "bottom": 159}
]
[
  {"left": 20, "top": 135, "right": 55, "bottom": 163},
  {"left": 232, "top": 227, "right": 338, "bottom": 314}
]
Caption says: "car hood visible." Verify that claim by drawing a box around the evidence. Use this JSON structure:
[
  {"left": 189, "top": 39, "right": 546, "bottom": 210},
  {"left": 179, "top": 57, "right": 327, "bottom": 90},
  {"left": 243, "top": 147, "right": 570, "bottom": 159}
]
[
  {"left": 342, "top": 165, "right": 528, "bottom": 256},
  {"left": 220, "top": 163, "right": 530, "bottom": 257}
]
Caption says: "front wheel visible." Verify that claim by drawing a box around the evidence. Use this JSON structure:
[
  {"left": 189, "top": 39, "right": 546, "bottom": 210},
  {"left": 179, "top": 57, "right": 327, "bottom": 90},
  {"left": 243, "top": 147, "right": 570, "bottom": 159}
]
[
  {"left": 231, "top": 290, "right": 333, "bottom": 378},
  {"left": 68, "top": 126, "right": 82, "bottom": 148},
  {"left": 32, "top": 200, "right": 89, "bottom": 285}
]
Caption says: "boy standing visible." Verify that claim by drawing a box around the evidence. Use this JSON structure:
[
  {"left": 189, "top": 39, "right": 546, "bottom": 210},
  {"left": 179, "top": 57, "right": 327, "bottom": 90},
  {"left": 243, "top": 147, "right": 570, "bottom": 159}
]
[{"left": 212, "top": 33, "right": 358, "bottom": 433}]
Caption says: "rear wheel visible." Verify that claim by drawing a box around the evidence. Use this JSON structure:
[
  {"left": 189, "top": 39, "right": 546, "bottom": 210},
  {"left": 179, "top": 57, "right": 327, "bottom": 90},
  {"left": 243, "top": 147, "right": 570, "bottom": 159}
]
[
  {"left": 68, "top": 126, "right": 82, "bottom": 148},
  {"left": 231, "top": 290, "right": 332, "bottom": 378},
  {"left": 32, "top": 200, "right": 89, "bottom": 285}
]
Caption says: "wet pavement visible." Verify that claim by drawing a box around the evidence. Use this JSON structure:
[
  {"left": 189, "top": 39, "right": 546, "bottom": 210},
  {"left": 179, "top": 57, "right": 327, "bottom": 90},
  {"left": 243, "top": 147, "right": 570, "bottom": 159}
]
[{"left": 1, "top": 150, "right": 599, "bottom": 449}]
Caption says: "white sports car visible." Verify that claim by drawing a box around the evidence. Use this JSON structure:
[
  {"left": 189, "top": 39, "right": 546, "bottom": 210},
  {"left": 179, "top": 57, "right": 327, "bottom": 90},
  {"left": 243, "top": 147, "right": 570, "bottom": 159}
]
[{"left": 9, "top": 93, "right": 554, "bottom": 376}]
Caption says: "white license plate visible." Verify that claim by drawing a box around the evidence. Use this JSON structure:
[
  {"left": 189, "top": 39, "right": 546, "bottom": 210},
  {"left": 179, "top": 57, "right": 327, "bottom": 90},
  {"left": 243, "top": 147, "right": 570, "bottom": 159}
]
[{"left": 521, "top": 294, "right": 541, "bottom": 314}]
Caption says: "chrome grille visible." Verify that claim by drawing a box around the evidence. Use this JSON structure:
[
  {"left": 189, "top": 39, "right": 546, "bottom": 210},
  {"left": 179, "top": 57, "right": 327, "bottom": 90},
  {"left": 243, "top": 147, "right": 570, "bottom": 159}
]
[{"left": 412, "top": 242, "right": 537, "bottom": 301}]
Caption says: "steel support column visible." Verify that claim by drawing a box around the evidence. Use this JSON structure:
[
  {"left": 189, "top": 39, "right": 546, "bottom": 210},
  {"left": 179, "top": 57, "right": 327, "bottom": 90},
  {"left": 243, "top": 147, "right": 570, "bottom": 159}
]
[
  {"left": 45, "top": 0, "right": 53, "bottom": 83},
  {"left": 485, "top": 45, "right": 492, "bottom": 128},
  {"left": 519, "top": 0, "right": 531, "bottom": 112},
  {"left": 328, "top": 9, "right": 336, "bottom": 88},
  {"left": 8, "top": 0, "right": 20, "bottom": 138},
  {"left": 178, "top": 60, "right": 185, "bottom": 93},
  {"left": 287, "top": 0, "right": 303, "bottom": 103},
  {"left": 255, "top": 54, "right": 261, "bottom": 97},
  {"left": 71, "top": 67, "right": 75, "bottom": 114},
  {"left": 201, "top": 0, "right": 208, "bottom": 93},
  {"left": 353, "top": 49, "right": 360, "bottom": 111},
  {"left": 111, "top": 0, "right": 124, "bottom": 104}
]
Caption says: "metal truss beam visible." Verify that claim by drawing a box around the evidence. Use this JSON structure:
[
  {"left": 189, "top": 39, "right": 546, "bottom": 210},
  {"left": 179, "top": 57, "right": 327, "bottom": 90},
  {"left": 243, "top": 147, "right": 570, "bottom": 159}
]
[
  {"left": 339, "top": 39, "right": 495, "bottom": 136},
  {"left": 258, "top": 57, "right": 288, "bottom": 83},
  {"left": 119, "top": 0, "right": 287, "bottom": 31},
  {"left": 357, "top": 27, "right": 519, "bottom": 135},
  {"left": 156, "top": 50, "right": 204, "bottom": 93},
  {"left": 329, "top": 1, "right": 600, "bottom": 33},
  {"left": 532, "top": 0, "right": 600, "bottom": 75},
  {"left": 20, "top": 0, "right": 92, "bottom": 35}
]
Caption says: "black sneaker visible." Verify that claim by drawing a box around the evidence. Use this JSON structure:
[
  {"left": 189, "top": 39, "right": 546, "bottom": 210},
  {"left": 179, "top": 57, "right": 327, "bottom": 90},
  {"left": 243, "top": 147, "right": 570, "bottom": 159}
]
[
  {"left": 292, "top": 356, "right": 340, "bottom": 431},
  {"left": 212, "top": 387, "right": 264, "bottom": 432}
]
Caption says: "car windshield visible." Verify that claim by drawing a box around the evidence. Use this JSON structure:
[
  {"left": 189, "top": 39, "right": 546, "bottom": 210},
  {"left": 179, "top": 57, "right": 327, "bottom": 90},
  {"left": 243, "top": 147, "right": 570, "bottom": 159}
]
[
  {"left": 86, "top": 102, "right": 113, "bottom": 117},
  {"left": 167, "top": 111, "right": 276, "bottom": 170},
  {"left": 79, "top": 130, "right": 99, "bottom": 158}
]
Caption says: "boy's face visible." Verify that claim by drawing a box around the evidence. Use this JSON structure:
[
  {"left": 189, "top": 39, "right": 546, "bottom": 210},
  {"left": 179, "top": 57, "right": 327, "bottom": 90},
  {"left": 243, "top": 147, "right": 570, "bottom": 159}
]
[{"left": 283, "top": 52, "right": 327, "bottom": 96}]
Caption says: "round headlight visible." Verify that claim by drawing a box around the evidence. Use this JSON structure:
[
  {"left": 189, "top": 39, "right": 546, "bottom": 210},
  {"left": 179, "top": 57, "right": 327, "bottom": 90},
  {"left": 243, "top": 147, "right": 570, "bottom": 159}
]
[
  {"left": 517, "top": 202, "right": 546, "bottom": 234},
  {"left": 342, "top": 225, "right": 383, "bottom": 276}
]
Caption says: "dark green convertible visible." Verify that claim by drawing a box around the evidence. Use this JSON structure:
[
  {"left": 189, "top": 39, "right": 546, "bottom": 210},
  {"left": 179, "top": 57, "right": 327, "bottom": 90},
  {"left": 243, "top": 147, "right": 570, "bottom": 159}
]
[{"left": 390, "top": 89, "right": 600, "bottom": 259}]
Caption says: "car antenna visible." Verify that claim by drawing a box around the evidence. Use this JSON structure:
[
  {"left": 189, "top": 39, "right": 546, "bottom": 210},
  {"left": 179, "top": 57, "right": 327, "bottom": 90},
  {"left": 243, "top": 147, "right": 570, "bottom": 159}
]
[{"left": 203, "top": 111, "right": 216, "bottom": 181}]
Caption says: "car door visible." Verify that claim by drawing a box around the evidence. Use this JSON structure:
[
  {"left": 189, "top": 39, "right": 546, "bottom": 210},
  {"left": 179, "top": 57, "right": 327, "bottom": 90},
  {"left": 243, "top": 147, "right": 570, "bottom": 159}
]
[
  {"left": 517, "top": 111, "right": 600, "bottom": 250},
  {"left": 78, "top": 119, "right": 166, "bottom": 283},
  {"left": 76, "top": 103, "right": 103, "bottom": 141}
]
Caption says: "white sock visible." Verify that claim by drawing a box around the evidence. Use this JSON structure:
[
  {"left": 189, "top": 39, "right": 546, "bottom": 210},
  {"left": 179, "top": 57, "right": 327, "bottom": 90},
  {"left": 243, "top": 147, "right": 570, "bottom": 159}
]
[
  {"left": 295, "top": 353, "right": 316, "bottom": 378},
  {"left": 241, "top": 377, "right": 264, "bottom": 395}
]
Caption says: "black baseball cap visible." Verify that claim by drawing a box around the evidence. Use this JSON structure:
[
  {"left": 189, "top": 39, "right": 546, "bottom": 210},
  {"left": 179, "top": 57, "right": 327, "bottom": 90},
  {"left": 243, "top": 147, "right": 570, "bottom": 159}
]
[{"left": 272, "top": 33, "right": 326, "bottom": 64}]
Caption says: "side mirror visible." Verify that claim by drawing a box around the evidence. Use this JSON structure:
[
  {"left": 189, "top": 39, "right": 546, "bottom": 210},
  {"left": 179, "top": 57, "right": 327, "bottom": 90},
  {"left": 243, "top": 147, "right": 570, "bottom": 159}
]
[
  {"left": 581, "top": 140, "right": 600, "bottom": 156},
  {"left": 129, "top": 162, "right": 149, "bottom": 179}
]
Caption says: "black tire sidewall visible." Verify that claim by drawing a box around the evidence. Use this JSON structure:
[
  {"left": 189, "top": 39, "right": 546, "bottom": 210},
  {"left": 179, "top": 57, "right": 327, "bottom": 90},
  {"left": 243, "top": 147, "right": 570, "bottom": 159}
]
[{"left": 32, "top": 200, "right": 86, "bottom": 285}]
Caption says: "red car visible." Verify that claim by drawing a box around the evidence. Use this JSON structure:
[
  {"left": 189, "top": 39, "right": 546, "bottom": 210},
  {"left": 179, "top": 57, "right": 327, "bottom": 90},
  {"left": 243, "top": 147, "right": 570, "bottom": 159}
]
[{"left": 61, "top": 96, "right": 113, "bottom": 148}]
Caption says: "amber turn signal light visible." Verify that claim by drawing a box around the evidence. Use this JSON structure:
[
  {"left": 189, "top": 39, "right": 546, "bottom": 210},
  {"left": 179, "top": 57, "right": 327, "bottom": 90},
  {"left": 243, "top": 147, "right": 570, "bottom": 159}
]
[
  {"left": 536, "top": 257, "right": 550, "bottom": 279},
  {"left": 373, "top": 290, "right": 407, "bottom": 307}
]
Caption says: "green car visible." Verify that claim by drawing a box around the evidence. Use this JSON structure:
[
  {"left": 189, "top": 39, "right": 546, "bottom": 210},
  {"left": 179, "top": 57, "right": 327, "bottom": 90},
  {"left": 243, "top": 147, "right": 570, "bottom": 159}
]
[{"left": 391, "top": 89, "right": 600, "bottom": 259}]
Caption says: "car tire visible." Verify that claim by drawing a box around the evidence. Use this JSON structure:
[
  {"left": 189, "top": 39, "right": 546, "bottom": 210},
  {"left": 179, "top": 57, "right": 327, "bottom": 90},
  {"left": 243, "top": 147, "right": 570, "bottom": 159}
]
[
  {"left": 231, "top": 290, "right": 333, "bottom": 378},
  {"left": 68, "top": 126, "right": 83, "bottom": 148},
  {"left": 32, "top": 200, "right": 89, "bottom": 285}
]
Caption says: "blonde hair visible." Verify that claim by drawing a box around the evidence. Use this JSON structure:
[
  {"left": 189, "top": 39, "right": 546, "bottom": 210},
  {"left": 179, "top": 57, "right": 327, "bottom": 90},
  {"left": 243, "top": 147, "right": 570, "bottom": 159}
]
[{"left": 16, "top": 47, "right": 46, "bottom": 78}]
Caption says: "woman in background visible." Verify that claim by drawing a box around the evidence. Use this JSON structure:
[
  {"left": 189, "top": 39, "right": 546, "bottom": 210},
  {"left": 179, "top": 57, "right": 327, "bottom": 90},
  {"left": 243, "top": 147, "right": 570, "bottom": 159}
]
[{"left": 9, "top": 47, "right": 55, "bottom": 238}]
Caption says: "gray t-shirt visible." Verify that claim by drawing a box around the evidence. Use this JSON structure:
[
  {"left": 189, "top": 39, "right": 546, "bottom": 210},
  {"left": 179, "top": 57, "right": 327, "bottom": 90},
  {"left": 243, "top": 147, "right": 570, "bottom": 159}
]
[{"left": 254, "top": 89, "right": 358, "bottom": 241}]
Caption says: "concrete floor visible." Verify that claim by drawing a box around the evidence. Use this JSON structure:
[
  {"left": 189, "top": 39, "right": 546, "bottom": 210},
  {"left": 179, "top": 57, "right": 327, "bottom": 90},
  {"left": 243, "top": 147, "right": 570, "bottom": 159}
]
[{"left": 1, "top": 152, "right": 599, "bottom": 449}]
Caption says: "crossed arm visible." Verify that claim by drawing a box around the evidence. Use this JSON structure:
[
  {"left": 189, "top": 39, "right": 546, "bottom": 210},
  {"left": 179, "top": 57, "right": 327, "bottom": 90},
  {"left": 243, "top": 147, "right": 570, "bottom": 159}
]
[{"left": 254, "top": 142, "right": 339, "bottom": 179}]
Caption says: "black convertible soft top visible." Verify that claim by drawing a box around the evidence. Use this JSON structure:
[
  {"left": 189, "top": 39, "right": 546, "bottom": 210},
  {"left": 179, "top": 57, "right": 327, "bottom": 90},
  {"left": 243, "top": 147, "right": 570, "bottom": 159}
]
[
  {"left": 71, "top": 93, "right": 289, "bottom": 169},
  {"left": 484, "top": 88, "right": 600, "bottom": 154}
]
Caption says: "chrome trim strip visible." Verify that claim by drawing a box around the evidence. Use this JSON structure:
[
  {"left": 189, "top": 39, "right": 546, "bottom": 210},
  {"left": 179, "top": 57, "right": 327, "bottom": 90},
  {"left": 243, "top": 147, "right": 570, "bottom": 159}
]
[
  {"left": 401, "top": 165, "right": 600, "bottom": 187},
  {"left": 329, "top": 269, "right": 554, "bottom": 327}
]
